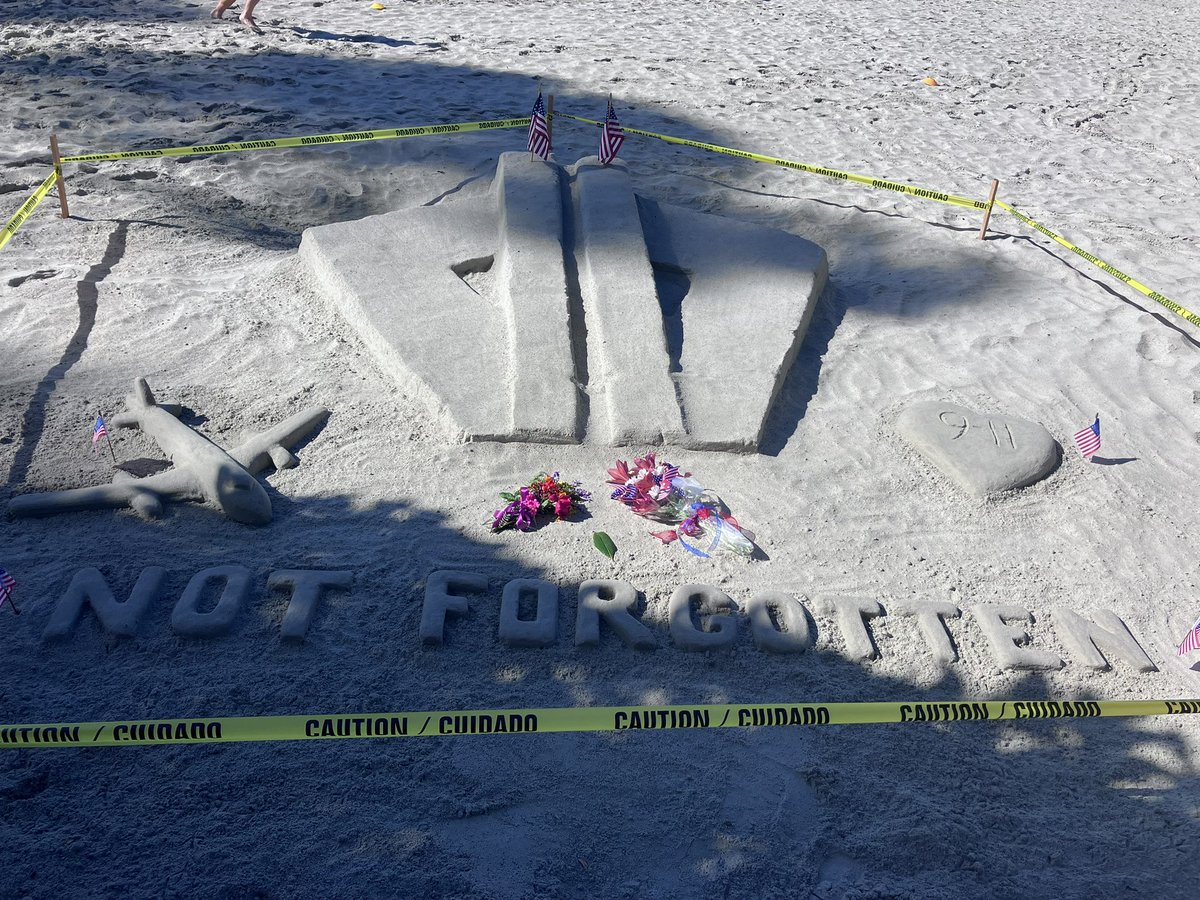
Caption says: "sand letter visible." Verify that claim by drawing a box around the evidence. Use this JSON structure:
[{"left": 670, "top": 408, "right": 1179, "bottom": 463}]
[
  {"left": 746, "top": 591, "right": 813, "bottom": 653},
  {"left": 43, "top": 566, "right": 166, "bottom": 640},
  {"left": 269, "top": 570, "right": 353, "bottom": 642},
  {"left": 171, "top": 565, "right": 251, "bottom": 637},
  {"left": 970, "top": 604, "right": 1064, "bottom": 670},
  {"left": 575, "top": 580, "right": 656, "bottom": 650},
  {"left": 816, "top": 595, "right": 883, "bottom": 661},
  {"left": 666, "top": 584, "right": 737, "bottom": 651},
  {"left": 888, "top": 599, "right": 962, "bottom": 666},
  {"left": 1053, "top": 608, "right": 1157, "bottom": 673},
  {"left": 421, "top": 571, "right": 487, "bottom": 646},
  {"left": 498, "top": 579, "right": 558, "bottom": 648}
]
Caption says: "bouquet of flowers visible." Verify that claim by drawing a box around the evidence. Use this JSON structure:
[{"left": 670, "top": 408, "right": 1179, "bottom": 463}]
[
  {"left": 490, "top": 472, "right": 591, "bottom": 533},
  {"left": 606, "top": 453, "right": 754, "bottom": 558}
]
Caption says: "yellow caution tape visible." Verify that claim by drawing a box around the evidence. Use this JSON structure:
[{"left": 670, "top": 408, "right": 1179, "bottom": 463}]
[
  {"left": 996, "top": 199, "right": 1200, "bottom": 329},
  {"left": 559, "top": 113, "right": 988, "bottom": 210},
  {"left": 3, "top": 698, "right": 1197, "bottom": 748},
  {"left": 59, "top": 118, "right": 532, "bottom": 164},
  {"left": 561, "top": 114, "right": 1193, "bottom": 331},
  {"left": 0, "top": 171, "right": 58, "bottom": 252}
]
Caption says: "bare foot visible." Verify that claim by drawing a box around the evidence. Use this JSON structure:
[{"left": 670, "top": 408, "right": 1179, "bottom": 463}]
[
  {"left": 211, "top": 1, "right": 234, "bottom": 19},
  {"left": 240, "top": 14, "right": 263, "bottom": 34}
]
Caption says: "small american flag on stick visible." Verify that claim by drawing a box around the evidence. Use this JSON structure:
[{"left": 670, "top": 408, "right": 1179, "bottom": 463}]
[
  {"left": 1073, "top": 414, "right": 1101, "bottom": 458},
  {"left": 527, "top": 93, "right": 551, "bottom": 160},
  {"left": 0, "top": 567, "right": 18, "bottom": 615},
  {"left": 599, "top": 98, "right": 625, "bottom": 165},
  {"left": 1179, "top": 617, "right": 1200, "bottom": 656},
  {"left": 92, "top": 413, "right": 117, "bottom": 462}
]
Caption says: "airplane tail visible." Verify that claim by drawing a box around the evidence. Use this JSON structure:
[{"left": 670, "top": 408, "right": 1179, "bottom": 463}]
[
  {"left": 112, "top": 378, "right": 181, "bottom": 429},
  {"left": 127, "top": 377, "right": 157, "bottom": 409}
]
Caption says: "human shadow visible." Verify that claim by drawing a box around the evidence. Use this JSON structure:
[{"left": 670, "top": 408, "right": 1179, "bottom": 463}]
[
  {"left": 4, "top": 220, "right": 129, "bottom": 490},
  {"left": 3, "top": 218, "right": 183, "bottom": 493},
  {"left": 287, "top": 27, "right": 425, "bottom": 49}
]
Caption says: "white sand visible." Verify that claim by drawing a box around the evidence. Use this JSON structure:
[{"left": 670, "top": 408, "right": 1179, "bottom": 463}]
[{"left": 2, "top": 0, "right": 1199, "bottom": 896}]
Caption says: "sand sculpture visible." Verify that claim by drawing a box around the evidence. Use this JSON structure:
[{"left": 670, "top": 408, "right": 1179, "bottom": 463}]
[
  {"left": 299, "top": 153, "right": 828, "bottom": 452},
  {"left": 8, "top": 377, "right": 329, "bottom": 525},
  {"left": 896, "top": 401, "right": 1061, "bottom": 495}
]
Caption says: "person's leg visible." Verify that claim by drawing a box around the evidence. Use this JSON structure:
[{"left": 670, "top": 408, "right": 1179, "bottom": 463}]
[
  {"left": 239, "top": 0, "right": 262, "bottom": 31},
  {"left": 210, "top": 0, "right": 236, "bottom": 18}
]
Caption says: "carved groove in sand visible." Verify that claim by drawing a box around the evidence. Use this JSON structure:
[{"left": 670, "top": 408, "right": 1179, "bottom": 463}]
[{"left": 299, "top": 153, "right": 828, "bottom": 451}]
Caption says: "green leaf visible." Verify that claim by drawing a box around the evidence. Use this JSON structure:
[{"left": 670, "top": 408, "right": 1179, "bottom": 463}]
[
  {"left": 592, "top": 531, "right": 617, "bottom": 560},
  {"left": 499, "top": 492, "right": 517, "bottom": 502}
]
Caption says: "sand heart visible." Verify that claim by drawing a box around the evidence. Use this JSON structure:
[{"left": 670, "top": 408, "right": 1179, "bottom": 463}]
[{"left": 896, "top": 401, "right": 1061, "bottom": 497}]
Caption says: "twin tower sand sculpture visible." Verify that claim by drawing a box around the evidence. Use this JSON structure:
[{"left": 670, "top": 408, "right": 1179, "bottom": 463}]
[{"left": 299, "top": 153, "right": 828, "bottom": 451}]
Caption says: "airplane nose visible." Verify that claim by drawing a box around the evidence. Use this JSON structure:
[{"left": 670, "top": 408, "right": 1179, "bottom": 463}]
[{"left": 217, "top": 469, "right": 273, "bottom": 525}]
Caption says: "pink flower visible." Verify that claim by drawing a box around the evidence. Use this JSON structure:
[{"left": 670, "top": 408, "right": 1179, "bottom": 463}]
[
  {"left": 606, "top": 460, "right": 633, "bottom": 485},
  {"left": 633, "top": 453, "right": 657, "bottom": 473},
  {"left": 554, "top": 494, "right": 574, "bottom": 518},
  {"left": 650, "top": 529, "right": 679, "bottom": 544}
]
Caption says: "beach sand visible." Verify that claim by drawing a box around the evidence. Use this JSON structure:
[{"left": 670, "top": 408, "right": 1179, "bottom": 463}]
[{"left": 2, "top": 1, "right": 1198, "bottom": 896}]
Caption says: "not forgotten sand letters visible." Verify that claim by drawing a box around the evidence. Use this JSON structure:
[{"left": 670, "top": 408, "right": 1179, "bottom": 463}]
[{"left": 37, "top": 565, "right": 1162, "bottom": 676}]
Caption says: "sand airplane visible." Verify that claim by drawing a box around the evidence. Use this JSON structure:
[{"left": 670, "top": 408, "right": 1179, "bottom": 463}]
[{"left": 9, "top": 378, "right": 329, "bottom": 525}]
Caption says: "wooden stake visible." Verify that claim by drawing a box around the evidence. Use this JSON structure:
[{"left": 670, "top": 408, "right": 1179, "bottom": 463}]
[
  {"left": 50, "top": 132, "right": 70, "bottom": 219},
  {"left": 978, "top": 178, "right": 999, "bottom": 241},
  {"left": 546, "top": 94, "right": 554, "bottom": 155}
]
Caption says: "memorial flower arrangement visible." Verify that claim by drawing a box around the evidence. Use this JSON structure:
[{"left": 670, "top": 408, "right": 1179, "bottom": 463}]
[
  {"left": 490, "top": 472, "right": 591, "bottom": 532},
  {"left": 606, "top": 453, "right": 755, "bottom": 558}
]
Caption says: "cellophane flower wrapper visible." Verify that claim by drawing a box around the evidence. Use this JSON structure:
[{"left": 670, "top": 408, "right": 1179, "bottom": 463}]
[
  {"left": 491, "top": 472, "right": 591, "bottom": 533},
  {"left": 606, "top": 454, "right": 754, "bottom": 558}
]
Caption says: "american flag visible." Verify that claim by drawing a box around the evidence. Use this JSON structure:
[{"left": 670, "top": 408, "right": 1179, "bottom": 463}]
[
  {"left": 92, "top": 415, "right": 108, "bottom": 450},
  {"left": 1073, "top": 415, "right": 1101, "bottom": 457},
  {"left": 0, "top": 567, "right": 14, "bottom": 611},
  {"left": 1179, "top": 617, "right": 1200, "bottom": 656},
  {"left": 599, "top": 98, "right": 625, "bottom": 165},
  {"left": 527, "top": 93, "right": 551, "bottom": 160}
]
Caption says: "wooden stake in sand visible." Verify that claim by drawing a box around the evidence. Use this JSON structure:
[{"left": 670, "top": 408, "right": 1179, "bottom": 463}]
[
  {"left": 978, "top": 178, "right": 999, "bottom": 240},
  {"left": 50, "top": 132, "right": 70, "bottom": 219},
  {"left": 546, "top": 94, "right": 554, "bottom": 152}
]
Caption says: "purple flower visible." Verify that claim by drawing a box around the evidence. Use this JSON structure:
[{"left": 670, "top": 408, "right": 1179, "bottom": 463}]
[
  {"left": 491, "top": 499, "right": 519, "bottom": 532},
  {"left": 515, "top": 486, "right": 540, "bottom": 531}
]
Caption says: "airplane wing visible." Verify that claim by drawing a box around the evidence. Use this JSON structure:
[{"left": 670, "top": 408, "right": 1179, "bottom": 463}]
[
  {"left": 8, "top": 468, "right": 201, "bottom": 520},
  {"left": 228, "top": 406, "right": 330, "bottom": 475}
]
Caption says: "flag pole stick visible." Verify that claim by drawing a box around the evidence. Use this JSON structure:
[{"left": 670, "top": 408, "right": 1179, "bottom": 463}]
[
  {"left": 104, "top": 430, "right": 118, "bottom": 464},
  {"left": 546, "top": 94, "right": 554, "bottom": 156},
  {"left": 978, "top": 178, "right": 999, "bottom": 241},
  {"left": 5, "top": 597, "right": 19, "bottom": 615}
]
